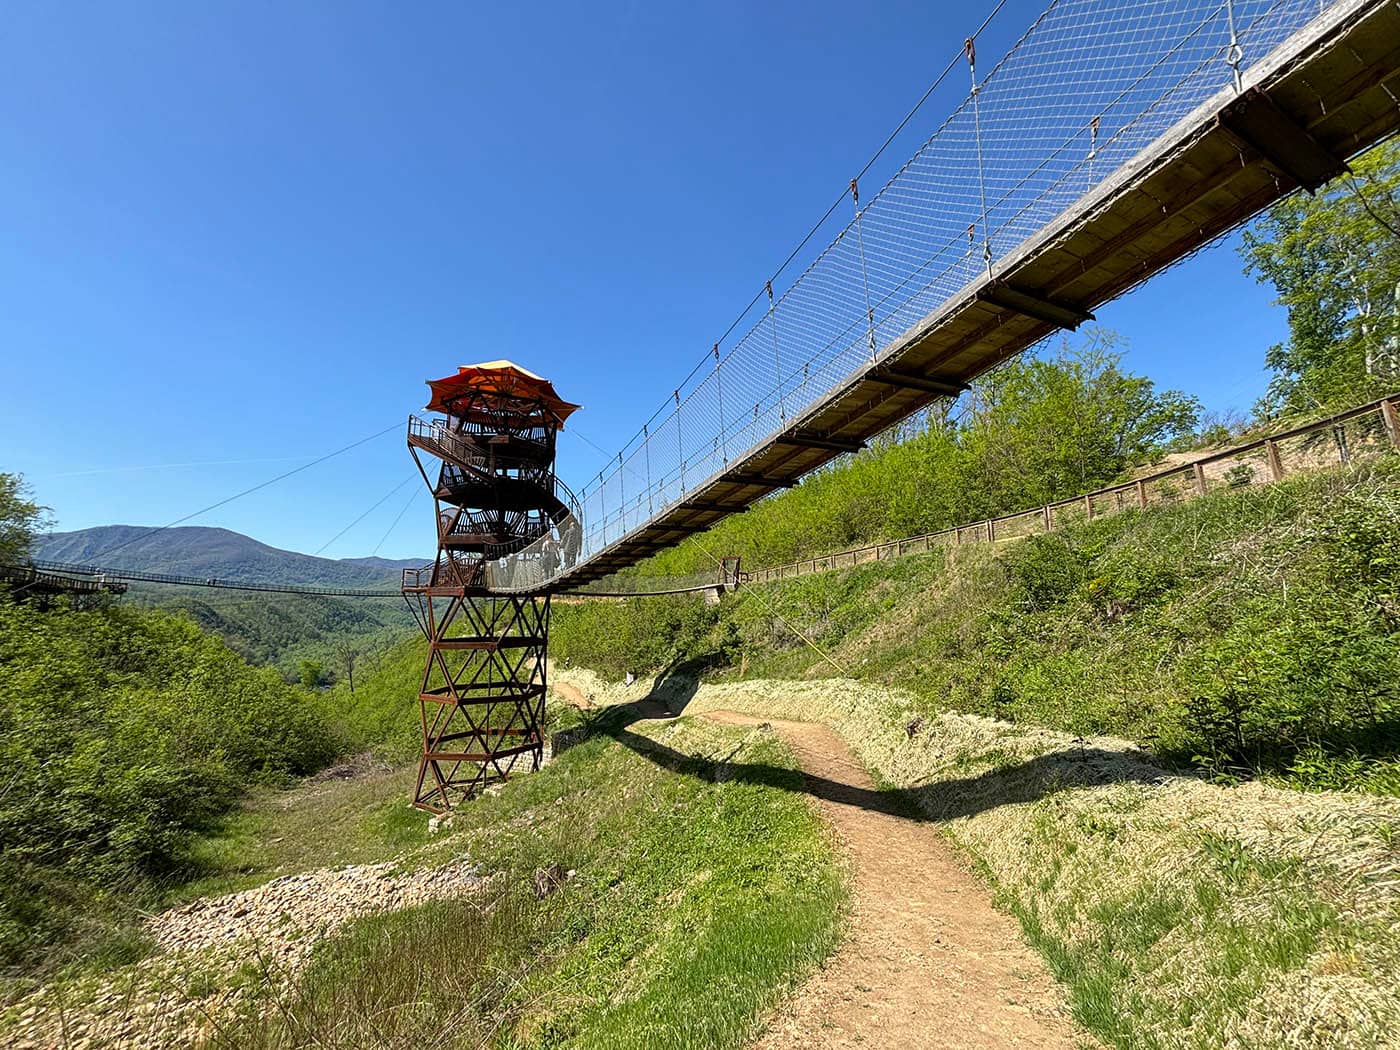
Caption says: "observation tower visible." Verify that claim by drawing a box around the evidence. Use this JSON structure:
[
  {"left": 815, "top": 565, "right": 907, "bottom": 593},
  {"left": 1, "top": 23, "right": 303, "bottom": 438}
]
[{"left": 402, "top": 361, "right": 581, "bottom": 812}]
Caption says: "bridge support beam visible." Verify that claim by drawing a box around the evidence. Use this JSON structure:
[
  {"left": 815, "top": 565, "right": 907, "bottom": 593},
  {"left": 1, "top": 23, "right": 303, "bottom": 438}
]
[
  {"left": 975, "top": 282, "right": 1094, "bottom": 330},
  {"left": 1217, "top": 88, "right": 1347, "bottom": 193},
  {"left": 728, "top": 473, "right": 798, "bottom": 489},
  {"left": 682, "top": 500, "right": 750, "bottom": 515},
  {"left": 868, "top": 370, "right": 969, "bottom": 397},
  {"left": 778, "top": 432, "right": 866, "bottom": 454}
]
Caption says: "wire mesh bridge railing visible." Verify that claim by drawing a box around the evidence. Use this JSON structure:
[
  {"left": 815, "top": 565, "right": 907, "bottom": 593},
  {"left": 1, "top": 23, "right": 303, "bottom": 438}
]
[{"left": 480, "top": 0, "right": 1388, "bottom": 594}]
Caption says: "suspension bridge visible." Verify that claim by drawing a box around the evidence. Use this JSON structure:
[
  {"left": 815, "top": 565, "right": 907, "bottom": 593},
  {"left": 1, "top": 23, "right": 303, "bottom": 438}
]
[
  {"left": 474, "top": 0, "right": 1400, "bottom": 594},
  {"left": 13, "top": 0, "right": 1400, "bottom": 605},
  {"left": 11, "top": 0, "right": 1399, "bottom": 816}
]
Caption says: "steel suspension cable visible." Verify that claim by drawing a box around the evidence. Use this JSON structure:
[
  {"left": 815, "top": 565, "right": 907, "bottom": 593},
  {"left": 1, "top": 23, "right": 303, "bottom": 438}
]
[
  {"left": 313, "top": 475, "right": 416, "bottom": 557},
  {"left": 89, "top": 421, "right": 402, "bottom": 561},
  {"left": 372, "top": 487, "right": 422, "bottom": 556}
]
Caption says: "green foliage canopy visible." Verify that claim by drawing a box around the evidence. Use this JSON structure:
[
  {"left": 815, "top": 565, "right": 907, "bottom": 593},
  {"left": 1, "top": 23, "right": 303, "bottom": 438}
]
[
  {"left": 631, "top": 330, "right": 1198, "bottom": 575},
  {"left": 0, "top": 473, "right": 48, "bottom": 567},
  {"left": 1241, "top": 139, "right": 1400, "bottom": 415},
  {"left": 555, "top": 460, "right": 1400, "bottom": 791},
  {"left": 0, "top": 600, "right": 339, "bottom": 965}
]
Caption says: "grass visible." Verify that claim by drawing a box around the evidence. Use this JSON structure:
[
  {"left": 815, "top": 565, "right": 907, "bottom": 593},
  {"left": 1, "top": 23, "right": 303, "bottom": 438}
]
[
  {"left": 555, "top": 668, "right": 1400, "bottom": 1050},
  {"left": 6, "top": 710, "right": 847, "bottom": 1050},
  {"left": 172, "top": 759, "right": 428, "bottom": 902},
  {"left": 1011, "top": 801, "right": 1352, "bottom": 1048},
  {"left": 209, "top": 895, "right": 538, "bottom": 1049},
  {"left": 553, "top": 457, "right": 1400, "bottom": 791}
]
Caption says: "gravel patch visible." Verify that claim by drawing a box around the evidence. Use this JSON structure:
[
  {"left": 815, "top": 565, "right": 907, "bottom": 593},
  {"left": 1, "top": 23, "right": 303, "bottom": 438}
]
[{"left": 8, "top": 857, "right": 482, "bottom": 1050}]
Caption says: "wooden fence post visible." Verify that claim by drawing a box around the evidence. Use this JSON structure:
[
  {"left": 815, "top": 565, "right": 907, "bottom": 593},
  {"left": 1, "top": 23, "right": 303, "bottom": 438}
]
[
  {"left": 1043, "top": 505, "right": 1052, "bottom": 531},
  {"left": 986, "top": 519, "right": 994, "bottom": 543},
  {"left": 1135, "top": 479, "right": 1147, "bottom": 508},
  {"left": 1380, "top": 399, "right": 1399, "bottom": 447},
  {"left": 1265, "top": 438, "right": 1284, "bottom": 481},
  {"left": 1084, "top": 494, "right": 1093, "bottom": 519},
  {"left": 1193, "top": 462, "right": 1207, "bottom": 497}
]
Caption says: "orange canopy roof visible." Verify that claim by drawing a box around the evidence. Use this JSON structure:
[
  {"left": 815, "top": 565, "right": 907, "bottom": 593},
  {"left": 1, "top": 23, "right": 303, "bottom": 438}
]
[{"left": 424, "top": 360, "right": 580, "bottom": 427}]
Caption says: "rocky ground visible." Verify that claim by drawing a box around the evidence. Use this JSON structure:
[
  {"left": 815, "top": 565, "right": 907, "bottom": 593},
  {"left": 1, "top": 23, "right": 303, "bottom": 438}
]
[{"left": 7, "top": 856, "right": 482, "bottom": 1050}]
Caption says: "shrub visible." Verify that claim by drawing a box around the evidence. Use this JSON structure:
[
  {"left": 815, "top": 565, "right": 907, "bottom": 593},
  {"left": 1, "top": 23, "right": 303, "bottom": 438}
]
[
  {"left": 1183, "top": 595, "right": 1400, "bottom": 770},
  {"left": 0, "top": 599, "right": 338, "bottom": 968}
]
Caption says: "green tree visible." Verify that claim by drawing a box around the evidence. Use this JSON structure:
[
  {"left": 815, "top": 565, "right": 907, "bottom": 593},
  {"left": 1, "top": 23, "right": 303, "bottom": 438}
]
[
  {"left": 955, "top": 330, "right": 1201, "bottom": 517},
  {"left": 298, "top": 658, "right": 326, "bottom": 688},
  {"left": 1240, "top": 139, "right": 1400, "bottom": 416},
  {"left": 0, "top": 599, "right": 338, "bottom": 965},
  {"left": 626, "top": 329, "right": 1198, "bottom": 575},
  {"left": 0, "top": 472, "right": 48, "bottom": 566}
]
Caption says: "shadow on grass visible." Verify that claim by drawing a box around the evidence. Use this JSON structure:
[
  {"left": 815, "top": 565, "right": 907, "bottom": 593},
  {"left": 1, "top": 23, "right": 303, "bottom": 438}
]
[{"left": 588, "top": 662, "right": 1166, "bottom": 823}]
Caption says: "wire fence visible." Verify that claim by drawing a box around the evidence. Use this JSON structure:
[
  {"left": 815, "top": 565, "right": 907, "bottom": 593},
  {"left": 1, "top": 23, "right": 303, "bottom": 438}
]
[
  {"left": 747, "top": 394, "right": 1400, "bottom": 584},
  {"left": 486, "top": 0, "right": 1350, "bottom": 592}
]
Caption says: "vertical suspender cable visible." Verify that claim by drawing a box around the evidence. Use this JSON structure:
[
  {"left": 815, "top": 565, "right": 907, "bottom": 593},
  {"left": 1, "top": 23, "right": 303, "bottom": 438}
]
[
  {"left": 852, "top": 178, "right": 878, "bottom": 364},
  {"left": 643, "top": 423, "right": 654, "bottom": 514},
  {"left": 675, "top": 390, "right": 685, "bottom": 494},
  {"left": 767, "top": 281, "right": 787, "bottom": 423},
  {"left": 966, "top": 37, "right": 994, "bottom": 279},
  {"left": 714, "top": 343, "right": 728, "bottom": 464},
  {"left": 1088, "top": 114, "right": 1100, "bottom": 191},
  {"left": 1224, "top": 0, "right": 1244, "bottom": 92},
  {"left": 618, "top": 452, "right": 625, "bottom": 529}
]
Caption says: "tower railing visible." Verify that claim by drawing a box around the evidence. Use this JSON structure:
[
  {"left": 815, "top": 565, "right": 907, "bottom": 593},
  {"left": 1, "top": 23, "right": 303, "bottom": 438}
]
[
  {"left": 483, "top": 480, "right": 585, "bottom": 592},
  {"left": 407, "top": 415, "right": 551, "bottom": 471}
]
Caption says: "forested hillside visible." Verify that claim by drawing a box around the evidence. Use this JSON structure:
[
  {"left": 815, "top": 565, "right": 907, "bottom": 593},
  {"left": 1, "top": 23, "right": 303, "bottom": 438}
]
[
  {"left": 130, "top": 586, "right": 414, "bottom": 683},
  {"left": 0, "top": 474, "right": 428, "bottom": 970},
  {"left": 36, "top": 524, "right": 425, "bottom": 587},
  {"left": 0, "top": 598, "right": 339, "bottom": 967}
]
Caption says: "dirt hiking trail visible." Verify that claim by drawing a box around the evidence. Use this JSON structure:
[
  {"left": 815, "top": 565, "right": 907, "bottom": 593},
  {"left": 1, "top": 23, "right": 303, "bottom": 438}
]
[{"left": 553, "top": 681, "right": 1088, "bottom": 1049}]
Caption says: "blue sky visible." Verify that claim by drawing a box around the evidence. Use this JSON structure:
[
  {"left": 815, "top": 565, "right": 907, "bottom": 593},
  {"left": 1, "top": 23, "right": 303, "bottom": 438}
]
[{"left": 1, "top": 0, "right": 1286, "bottom": 560}]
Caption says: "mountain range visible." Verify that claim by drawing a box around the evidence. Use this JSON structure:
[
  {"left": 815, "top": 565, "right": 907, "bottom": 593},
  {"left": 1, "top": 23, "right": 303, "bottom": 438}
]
[{"left": 36, "top": 525, "right": 428, "bottom": 588}]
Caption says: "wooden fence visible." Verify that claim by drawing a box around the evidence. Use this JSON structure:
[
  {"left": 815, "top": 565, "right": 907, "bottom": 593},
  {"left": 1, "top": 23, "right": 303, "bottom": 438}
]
[{"left": 746, "top": 394, "right": 1400, "bottom": 585}]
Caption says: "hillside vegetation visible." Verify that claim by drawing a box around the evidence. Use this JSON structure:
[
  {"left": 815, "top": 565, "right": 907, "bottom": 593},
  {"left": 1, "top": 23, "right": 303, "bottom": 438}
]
[
  {"left": 4, "top": 705, "right": 846, "bottom": 1050},
  {"left": 0, "top": 598, "right": 344, "bottom": 969},
  {"left": 630, "top": 332, "right": 1203, "bottom": 576},
  {"left": 30, "top": 522, "right": 423, "bottom": 685},
  {"left": 0, "top": 527, "right": 848, "bottom": 1050},
  {"left": 224, "top": 713, "right": 843, "bottom": 1050},
  {"left": 555, "top": 458, "right": 1400, "bottom": 792},
  {"left": 557, "top": 667, "right": 1400, "bottom": 1049},
  {"left": 0, "top": 545, "right": 477, "bottom": 977},
  {"left": 131, "top": 585, "right": 414, "bottom": 682},
  {"left": 0, "top": 471, "right": 448, "bottom": 978}
]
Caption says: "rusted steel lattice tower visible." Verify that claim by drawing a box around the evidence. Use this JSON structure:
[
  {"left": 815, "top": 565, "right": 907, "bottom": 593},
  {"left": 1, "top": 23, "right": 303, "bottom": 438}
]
[{"left": 402, "top": 361, "right": 580, "bottom": 813}]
